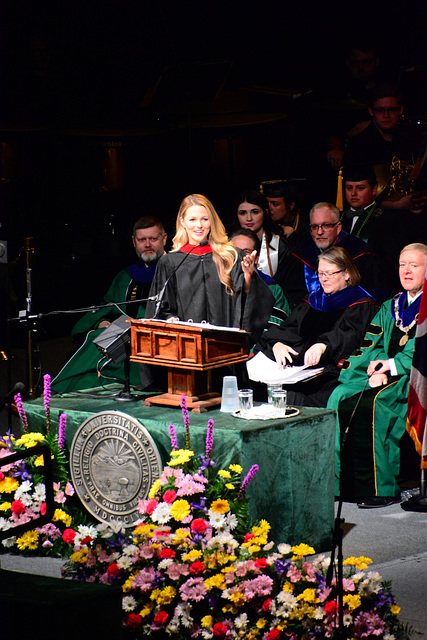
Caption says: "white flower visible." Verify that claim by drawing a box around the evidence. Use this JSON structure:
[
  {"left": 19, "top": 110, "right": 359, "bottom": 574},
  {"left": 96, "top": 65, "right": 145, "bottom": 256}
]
[
  {"left": 122, "top": 595, "right": 137, "bottom": 612},
  {"left": 117, "top": 555, "right": 133, "bottom": 570},
  {"left": 18, "top": 492, "right": 33, "bottom": 507},
  {"left": 158, "top": 558, "right": 173, "bottom": 570},
  {"left": 0, "top": 517, "right": 13, "bottom": 531},
  {"left": 277, "top": 543, "right": 292, "bottom": 555},
  {"left": 312, "top": 553, "right": 330, "bottom": 570},
  {"left": 208, "top": 511, "right": 226, "bottom": 529},
  {"left": 234, "top": 612, "right": 249, "bottom": 629},
  {"left": 201, "top": 631, "right": 213, "bottom": 639},
  {"left": 74, "top": 524, "right": 98, "bottom": 546},
  {"left": 225, "top": 512, "right": 238, "bottom": 530},
  {"left": 314, "top": 606, "right": 324, "bottom": 620},
  {"left": 384, "top": 634, "right": 396, "bottom": 640},
  {"left": 122, "top": 544, "right": 139, "bottom": 557},
  {"left": 166, "top": 617, "right": 180, "bottom": 633},
  {"left": 151, "top": 502, "right": 171, "bottom": 524},
  {"left": 353, "top": 571, "right": 365, "bottom": 582},
  {"left": 2, "top": 536, "right": 17, "bottom": 548},
  {"left": 32, "top": 483, "right": 46, "bottom": 502},
  {"left": 343, "top": 613, "right": 353, "bottom": 626},
  {"left": 15, "top": 480, "right": 32, "bottom": 498}
]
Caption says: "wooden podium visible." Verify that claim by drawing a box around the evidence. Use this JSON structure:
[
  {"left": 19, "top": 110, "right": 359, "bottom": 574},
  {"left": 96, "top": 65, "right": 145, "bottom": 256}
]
[{"left": 129, "top": 320, "right": 249, "bottom": 412}]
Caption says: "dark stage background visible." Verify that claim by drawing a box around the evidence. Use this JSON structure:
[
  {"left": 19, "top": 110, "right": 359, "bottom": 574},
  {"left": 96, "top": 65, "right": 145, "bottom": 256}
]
[{"left": 1, "top": 0, "right": 426, "bottom": 342}]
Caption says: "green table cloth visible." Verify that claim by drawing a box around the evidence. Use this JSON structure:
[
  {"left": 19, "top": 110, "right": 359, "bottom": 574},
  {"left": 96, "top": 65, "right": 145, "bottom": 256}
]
[{"left": 22, "top": 388, "right": 336, "bottom": 550}]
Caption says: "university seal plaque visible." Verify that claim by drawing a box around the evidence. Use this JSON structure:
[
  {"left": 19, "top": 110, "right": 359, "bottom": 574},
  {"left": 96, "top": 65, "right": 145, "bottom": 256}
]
[{"left": 70, "top": 411, "right": 162, "bottom": 527}]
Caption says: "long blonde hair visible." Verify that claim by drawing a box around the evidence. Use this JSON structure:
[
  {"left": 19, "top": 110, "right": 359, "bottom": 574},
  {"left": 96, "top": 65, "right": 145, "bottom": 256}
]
[{"left": 173, "top": 194, "right": 237, "bottom": 295}]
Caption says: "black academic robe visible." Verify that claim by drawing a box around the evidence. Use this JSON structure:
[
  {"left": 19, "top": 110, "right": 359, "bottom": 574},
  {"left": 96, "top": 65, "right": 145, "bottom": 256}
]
[
  {"left": 255, "top": 288, "right": 379, "bottom": 406},
  {"left": 146, "top": 249, "right": 275, "bottom": 345}
]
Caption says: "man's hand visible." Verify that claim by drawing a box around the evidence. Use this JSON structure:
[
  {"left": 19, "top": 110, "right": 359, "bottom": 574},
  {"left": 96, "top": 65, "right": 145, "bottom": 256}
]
[
  {"left": 98, "top": 320, "right": 111, "bottom": 329},
  {"left": 304, "top": 343, "right": 326, "bottom": 366},
  {"left": 367, "top": 359, "right": 390, "bottom": 376},
  {"left": 369, "top": 373, "right": 388, "bottom": 388}
]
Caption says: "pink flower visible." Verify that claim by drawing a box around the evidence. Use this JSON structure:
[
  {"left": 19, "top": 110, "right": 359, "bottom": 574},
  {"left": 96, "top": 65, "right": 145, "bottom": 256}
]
[
  {"left": 145, "top": 500, "right": 158, "bottom": 515},
  {"left": 65, "top": 482, "right": 75, "bottom": 496},
  {"left": 179, "top": 576, "right": 207, "bottom": 601},
  {"left": 287, "top": 566, "right": 302, "bottom": 583}
]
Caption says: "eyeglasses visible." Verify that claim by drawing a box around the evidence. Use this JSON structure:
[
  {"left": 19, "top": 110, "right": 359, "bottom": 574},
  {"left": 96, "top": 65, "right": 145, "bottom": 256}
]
[
  {"left": 372, "top": 107, "right": 400, "bottom": 114},
  {"left": 309, "top": 222, "right": 338, "bottom": 232},
  {"left": 316, "top": 269, "right": 344, "bottom": 280}
]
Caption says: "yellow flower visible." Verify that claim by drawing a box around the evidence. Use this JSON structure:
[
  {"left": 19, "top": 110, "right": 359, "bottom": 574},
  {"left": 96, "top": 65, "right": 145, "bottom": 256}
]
[
  {"left": 343, "top": 555, "right": 372, "bottom": 570},
  {"left": 173, "top": 528, "right": 191, "bottom": 545},
  {"left": 52, "top": 508, "right": 72, "bottom": 527},
  {"left": 204, "top": 574, "right": 226, "bottom": 590},
  {"left": 230, "top": 592, "right": 245, "bottom": 606},
  {"left": 225, "top": 483, "right": 235, "bottom": 490},
  {"left": 70, "top": 550, "right": 87, "bottom": 563},
  {"left": 157, "top": 586, "right": 176, "bottom": 605},
  {"left": 148, "top": 479, "right": 161, "bottom": 499},
  {"left": 391, "top": 604, "right": 401, "bottom": 615},
  {"left": 0, "top": 501, "right": 11, "bottom": 511},
  {"left": 297, "top": 588, "right": 318, "bottom": 604},
  {"left": 291, "top": 543, "right": 315, "bottom": 560},
  {"left": 170, "top": 499, "right": 191, "bottom": 521},
  {"left": 168, "top": 449, "right": 194, "bottom": 466},
  {"left": 150, "top": 588, "right": 161, "bottom": 601},
  {"left": 210, "top": 499, "right": 229, "bottom": 514},
  {"left": 134, "top": 523, "right": 156, "bottom": 538},
  {"left": 222, "top": 603, "right": 236, "bottom": 613},
  {"left": 140, "top": 605, "right": 153, "bottom": 617},
  {"left": 122, "top": 575, "right": 135, "bottom": 593},
  {"left": 218, "top": 469, "right": 231, "bottom": 478},
  {"left": 16, "top": 530, "right": 39, "bottom": 550},
  {"left": 201, "top": 615, "right": 213, "bottom": 628},
  {"left": 283, "top": 581, "right": 294, "bottom": 592},
  {"left": 343, "top": 594, "right": 362, "bottom": 611},
  {"left": 256, "top": 618, "right": 267, "bottom": 629},
  {"left": 182, "top": 549, "right": 203, "bottom": 562},
  {"left": 0, "top": 476, "right": 19, "bottom": 493},
  {"left": 229, "top": 464, "right": 242, "bottom": 474},
  {"left": 249, "top": 545, "right": 261, "bottom": 553},
  {"left": 14, "top": 433, "right": 45, "bottom": 447}
]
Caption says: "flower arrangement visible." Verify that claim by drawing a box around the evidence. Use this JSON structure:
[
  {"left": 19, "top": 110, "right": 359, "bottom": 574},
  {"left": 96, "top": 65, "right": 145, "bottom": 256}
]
[
  {"left": 0, "top": 374, "right": 93, "bottom": 556},
  {"left": 62, "top": 398, "right": 411, "bottom": 640}
]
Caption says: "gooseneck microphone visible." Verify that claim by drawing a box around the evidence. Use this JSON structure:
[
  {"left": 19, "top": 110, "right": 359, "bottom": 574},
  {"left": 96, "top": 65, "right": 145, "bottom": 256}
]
[
  {"left": 152, "top": 241, "right": 208, "bottom": 319},
  {"left": 0, "top": 382, "right": 26, "bottom": 412}
]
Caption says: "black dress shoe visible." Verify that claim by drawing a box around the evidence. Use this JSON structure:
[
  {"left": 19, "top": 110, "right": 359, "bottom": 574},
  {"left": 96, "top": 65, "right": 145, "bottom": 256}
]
[{"left": 357, "top": 496, "right": 400, "bottom": 509}]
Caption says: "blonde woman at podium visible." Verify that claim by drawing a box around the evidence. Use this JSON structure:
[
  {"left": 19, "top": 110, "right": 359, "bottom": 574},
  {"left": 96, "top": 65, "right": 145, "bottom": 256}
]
[{"left": 146, "top": 194, "right": 274, "bottom": 345}]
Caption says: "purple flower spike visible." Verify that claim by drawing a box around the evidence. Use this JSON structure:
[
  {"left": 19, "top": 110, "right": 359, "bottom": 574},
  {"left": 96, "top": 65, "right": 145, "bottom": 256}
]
[
  {"left": 14, "top": 393, "right": 29, "bottom": 434},
  {"left": 168, "top": 424, "right": 179, "bottom": 450},
  {"left": 180, "top": 395, "right": 190, "bottom": 450},
  {"left": 205, "top": 419, "right": 214, "bottom": 459},
  {"left": 238, "top": 464, "right": 259, "bottom": 497},
  {"left": 58, "top": 413, "right": 67, "bottom": 449},
  {"left": 43, "top": 374, "right": 52, "bottom": 434}
]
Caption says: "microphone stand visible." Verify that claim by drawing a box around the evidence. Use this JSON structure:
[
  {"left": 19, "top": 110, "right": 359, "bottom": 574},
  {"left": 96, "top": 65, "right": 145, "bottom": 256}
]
[{"left": 326, "top": 363, "right": 382, "bottom": 638}]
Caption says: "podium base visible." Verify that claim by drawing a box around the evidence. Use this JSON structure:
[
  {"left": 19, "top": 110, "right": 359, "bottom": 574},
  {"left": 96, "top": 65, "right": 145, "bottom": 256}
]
[{"left": 144, "top": 391, "right": 221, "bottom": 413}]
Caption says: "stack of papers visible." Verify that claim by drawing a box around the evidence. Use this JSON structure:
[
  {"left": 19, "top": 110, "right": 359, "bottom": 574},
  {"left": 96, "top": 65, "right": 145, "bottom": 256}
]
[{"left": 246, "top": 351, "right": 323, "bottom": 384}]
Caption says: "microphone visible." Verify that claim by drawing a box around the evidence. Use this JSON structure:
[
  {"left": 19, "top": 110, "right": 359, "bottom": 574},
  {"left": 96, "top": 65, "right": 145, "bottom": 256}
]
[
  {"left": 0, "top": 382, "right": 26, "bottom": 413},
  {"left": 152, "top": 241, "right": 208, "bottom": 319}
]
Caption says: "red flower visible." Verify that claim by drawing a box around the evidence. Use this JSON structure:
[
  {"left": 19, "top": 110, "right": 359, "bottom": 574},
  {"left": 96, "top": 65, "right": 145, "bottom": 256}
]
[
  {"left": 190, "top": 518, "right": 208, "bottom": 534},
  {"left": 80, "top": 536, "right": 93, "bottom": 545},
  {"left": 153, "top": 611, "right": 168, "bottom": 626},
  {"left": 107, "top": 563, "right": 120, "bottom": 577},
  {"left": 11, "top": 500, "right": 25, "bottom": 515},
  {"left": 255, "top": 557, "right": 269, "bottom": 569},
  {"left": 40, "top": 502, "right": 47, "bottom": 515},
  {"left": 163, "top": 490, "right": 177, "bottom": 503},
  {"left": 190, "top": 561, "right": 205, "bottom": 574},
  {"left": 212, "top": 622, "right": 227, "bottom": 638},
  {"left": 0, "top": 471, "right": 4, "bottom": 481},
  {"left": 262, "top": 598, "right": 273, "bottom": 611},
  {"left": 244, "top": 532, "right": 255, "bottom": 543},
  {"left": 62, "top": 528, "right": 76, "bottom": 544},
  {"left": 325, "top": 600, "right": 337, "bottom": 614},
  {"left": 268, "top": 630, "right": 281, "bottom": 640},
  {"left": 159, "top": 548, "right": 176, "bottom": 559},
  {"left": 145, "top": 500, "right": 158, "bottom": 515},
  {"left": 127, "top": 614, "right": 142, "bottom": 629}
]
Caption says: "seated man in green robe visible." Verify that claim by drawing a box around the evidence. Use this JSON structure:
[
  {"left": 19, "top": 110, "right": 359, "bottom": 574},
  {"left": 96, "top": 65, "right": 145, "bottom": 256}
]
[
  {"left": 328, "top": 242, "right": 427, "bottom": 508},
  {"left": 52, "top": 216, "right": 167, "bottom": 393}
]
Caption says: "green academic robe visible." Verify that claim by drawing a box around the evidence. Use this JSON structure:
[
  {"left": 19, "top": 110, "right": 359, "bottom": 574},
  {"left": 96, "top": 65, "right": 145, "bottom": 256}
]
[{"left": 327, "top": 299, "right": 417, "bottom": 499}]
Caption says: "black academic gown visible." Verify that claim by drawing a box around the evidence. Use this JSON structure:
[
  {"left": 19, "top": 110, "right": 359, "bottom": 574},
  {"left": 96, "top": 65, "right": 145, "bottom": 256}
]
[
  {"left": 146, "top": 246, "right": 275, "bottom": 345},
  {"left": 254, "top": 286, "right": 379, "bottom": 406}
]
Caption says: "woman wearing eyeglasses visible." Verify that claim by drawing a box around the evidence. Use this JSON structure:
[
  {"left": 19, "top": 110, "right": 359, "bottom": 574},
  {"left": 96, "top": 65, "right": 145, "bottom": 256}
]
[{"left": 253, "top": 246, "right": 379, "bottom": 406}]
